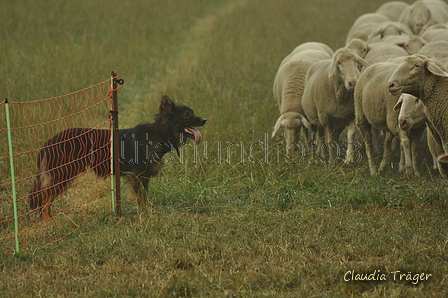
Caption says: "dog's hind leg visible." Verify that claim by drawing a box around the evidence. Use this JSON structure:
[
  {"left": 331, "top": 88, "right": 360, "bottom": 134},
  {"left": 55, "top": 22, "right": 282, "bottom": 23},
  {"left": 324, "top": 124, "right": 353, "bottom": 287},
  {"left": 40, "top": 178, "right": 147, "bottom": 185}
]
[
  {"left": 29, "top": 177, "right": 43, "bottom": 222},
  {"left": 39, "top": 169, "right": 76, "bottom": 220},
  {"left": 29, "top": 157, "right": 72, "bottom": 221},
  {"left": 29, "top": 152, "right": 54, "bottom": 220},
  {"left": 129, "top": 174, "right": 150, "bottom": 210},
  {"left": 38, "top": 169, "right": 57, "bottom": 221},
  {"left": 29, "top": 172, "right": 56, "bottom": 221}
]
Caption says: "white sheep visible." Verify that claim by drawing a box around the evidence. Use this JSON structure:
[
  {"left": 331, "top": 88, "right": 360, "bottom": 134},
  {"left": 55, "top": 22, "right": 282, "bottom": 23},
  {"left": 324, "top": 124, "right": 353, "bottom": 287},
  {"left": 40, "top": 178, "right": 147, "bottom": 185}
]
[
  {"left": 367, "top": 21, "right": 413, "bottom": 43},
  {"left": 376, "top": 1, "right": 410, "bottom": 21},
  {"left": 355, "top": 62, "right": 424, "bottom": 177},
  {"left": 387, "top": 54, "right": 448, "bottom": 178},
  {"left": 420, "top": 26, "right": 448, "bottom": 42},
  {"left": 395, "top": 94, "right": 426, "bottom": 131},
  {"left": 346, "top": 13, "right": 390, "bottom": 44},
  {"left": 394, "top": 94, "right": 429, "bottom": 174},
  {"left": 279, "top": 42, "right": 333, "bottom": 68},
  {"left": 364, "top": 43, "right": 408, "bottom": 65},
  {"left": 302, "top": 47, "right": 369, "bottom": 163},
  {"left": 418, "top": 40, "right": 448, "bottom": 65},
  {"left": 398, "top": 0, "right": 448, "bottom": 34},
  {"left": 372, "top": 35, "right": 427, "bottom": 54},
  {"left": 402, "top": 35, "right": 428, "bottom": 54},
  {"left": 272, "top": 42, "right": 333, "bottom": 155},
  {"left": 346, "top": 38, "right": 371, "bottom": 58}
]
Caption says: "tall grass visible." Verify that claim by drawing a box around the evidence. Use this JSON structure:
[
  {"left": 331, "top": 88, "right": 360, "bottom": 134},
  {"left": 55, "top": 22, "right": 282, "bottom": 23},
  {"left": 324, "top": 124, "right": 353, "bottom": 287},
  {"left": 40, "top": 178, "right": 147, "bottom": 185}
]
[{"left": 2, "top": 0, "right": 448, "bottom": 297}]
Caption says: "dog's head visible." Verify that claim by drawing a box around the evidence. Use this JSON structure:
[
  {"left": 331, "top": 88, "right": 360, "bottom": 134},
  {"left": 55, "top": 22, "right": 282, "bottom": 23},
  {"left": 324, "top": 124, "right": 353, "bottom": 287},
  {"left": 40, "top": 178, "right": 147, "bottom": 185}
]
[{"left": 155, "top": 95, "right": 206, "bottom": 152}]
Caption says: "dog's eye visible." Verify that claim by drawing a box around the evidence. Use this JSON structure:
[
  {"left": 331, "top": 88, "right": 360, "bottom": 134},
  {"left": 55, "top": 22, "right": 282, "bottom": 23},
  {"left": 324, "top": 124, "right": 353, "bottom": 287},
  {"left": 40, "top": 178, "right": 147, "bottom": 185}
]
[{"left": 183, "top": 111, "right": 192, "bottom": 117}]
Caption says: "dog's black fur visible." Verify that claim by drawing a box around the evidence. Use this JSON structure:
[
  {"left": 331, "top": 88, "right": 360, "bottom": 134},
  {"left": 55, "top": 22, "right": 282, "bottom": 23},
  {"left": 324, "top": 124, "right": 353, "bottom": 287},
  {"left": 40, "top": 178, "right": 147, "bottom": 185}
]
[{"left": 29, "top": 95, "right": 206, "bottom": 219}]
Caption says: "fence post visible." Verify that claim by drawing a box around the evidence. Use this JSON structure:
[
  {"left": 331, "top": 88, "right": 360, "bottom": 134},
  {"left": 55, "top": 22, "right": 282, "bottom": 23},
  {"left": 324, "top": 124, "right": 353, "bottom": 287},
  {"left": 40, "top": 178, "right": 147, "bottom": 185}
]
[
  {"left": 110, "top": 72, "right": 122, "bottom": 217},
  {"left": 3, "top": 99, "right": 20, "bottom": 255}
]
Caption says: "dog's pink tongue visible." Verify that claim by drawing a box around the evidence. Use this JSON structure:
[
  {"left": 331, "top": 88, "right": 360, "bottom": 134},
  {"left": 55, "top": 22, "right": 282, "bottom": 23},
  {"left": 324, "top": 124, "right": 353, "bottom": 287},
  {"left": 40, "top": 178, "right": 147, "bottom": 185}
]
[{"left": 186, "top": 127, "right": 202, "bottom": 145}]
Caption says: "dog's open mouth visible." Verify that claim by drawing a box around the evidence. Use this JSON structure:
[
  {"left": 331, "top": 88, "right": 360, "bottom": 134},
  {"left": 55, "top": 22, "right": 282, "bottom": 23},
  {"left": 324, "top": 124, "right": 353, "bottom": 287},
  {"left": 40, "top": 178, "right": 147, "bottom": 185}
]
[{"left": 184, "top": 127, "right": 202, "bottom": 145}]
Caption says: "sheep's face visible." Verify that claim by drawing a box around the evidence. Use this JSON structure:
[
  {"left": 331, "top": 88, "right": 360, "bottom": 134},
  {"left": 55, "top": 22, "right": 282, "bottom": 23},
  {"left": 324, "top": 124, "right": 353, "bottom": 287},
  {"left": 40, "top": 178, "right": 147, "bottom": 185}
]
[
  {"left": 329, "top": 48, "right": 368, "bottom": 91},
  {"left": 388, "top": 54, "right": 448, "bottom": 98},
  {"left": 271, "top": 112, "right": 311, "bottom": 139},
  {"left": 382, "top": 24, "right": 411, "bottom": 38},
  {"left": 281, "top": 117, "right": 302, "bottom": 130},
  {"left": 409, "top": 3, "right": 431, "bottom": 34},
  {"left": 394, "top": 94, "right": 426, "bottom": 131},
  {"left": 404, "top": 37, "right": 427, "bottom": 55},
  {"left": 387, "top": 56, "right": 425, "bottom": 97}
]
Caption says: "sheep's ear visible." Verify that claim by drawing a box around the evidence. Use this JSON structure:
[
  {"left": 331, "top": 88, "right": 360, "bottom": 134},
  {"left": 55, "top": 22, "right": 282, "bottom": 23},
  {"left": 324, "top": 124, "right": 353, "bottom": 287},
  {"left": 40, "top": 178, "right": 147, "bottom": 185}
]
[
  {"left": 437, "top": 153, "right": 448, "bottom": 164},
  {"left": 271, "top": 115, "right": 284, "bottom": 138},
  {"left": 301, "top": 115, "right": 312, "bottom": 131},
  {"left": 394, "top": 96, "right": 403, "bottom": 111},
  {"left": 397, "top": 27, "right": 410, "bottom": 35},
  {"left": 427, "top": 60, "right": 448, "bottom": 77},
  {"left": 394, "top": 40, "right": 406, "bottom": 47},
  {"left": 368, "top": 29, "right": 381, "bottom": 40},
  {"left": 328, "top": 57, "right": 339, "bottom": 77},
  {"left": 357, "top": 56, "right": 369, "bottom": 68}
]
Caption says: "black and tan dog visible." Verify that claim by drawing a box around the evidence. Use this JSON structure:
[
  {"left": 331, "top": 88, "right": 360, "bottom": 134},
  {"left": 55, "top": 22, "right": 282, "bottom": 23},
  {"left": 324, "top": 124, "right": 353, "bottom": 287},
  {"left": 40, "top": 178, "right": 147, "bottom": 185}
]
[{"left": 29, "top": 95, "right": 206, "bottom": 220}]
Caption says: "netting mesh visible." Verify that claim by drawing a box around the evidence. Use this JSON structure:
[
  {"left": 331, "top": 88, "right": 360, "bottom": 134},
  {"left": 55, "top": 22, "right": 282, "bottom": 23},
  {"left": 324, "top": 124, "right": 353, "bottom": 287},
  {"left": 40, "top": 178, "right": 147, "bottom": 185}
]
[{"left": 0, "top": 77, "right": 120, "bottom": 256}]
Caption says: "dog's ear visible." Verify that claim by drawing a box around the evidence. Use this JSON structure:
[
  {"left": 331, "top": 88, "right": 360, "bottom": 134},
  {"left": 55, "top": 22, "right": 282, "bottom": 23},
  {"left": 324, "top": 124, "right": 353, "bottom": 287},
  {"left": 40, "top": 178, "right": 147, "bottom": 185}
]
[{"left": 159, "top": 95, "right": 175, "bottom": 116}]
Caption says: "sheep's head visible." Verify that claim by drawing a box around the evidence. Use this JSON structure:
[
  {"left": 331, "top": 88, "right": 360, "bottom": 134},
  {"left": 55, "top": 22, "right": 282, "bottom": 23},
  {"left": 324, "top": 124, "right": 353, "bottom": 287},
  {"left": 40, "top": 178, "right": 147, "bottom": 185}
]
[
  {"left": 387, "top": 54, "right": 448, "bottom": 98},
  {"left": 329, "top": 48, "right": 369, "bottom": 91},
  {"left": 368, "top": 22, "right": 413, "bottom": 42},
  {"left": 393, "top": 94, "right": 426, "bottom": 131},
  {"left": 408, "top": 1, "right": 431, "bottom": 34},
  {"left": 345, "top": 38, "right": 371, "bottom": 59},
  {"left": 271, "top": 112, "right": 311, "bottom": 138},
  {"left": 403, "top": 36, "right": 427, "bottom": 55}
]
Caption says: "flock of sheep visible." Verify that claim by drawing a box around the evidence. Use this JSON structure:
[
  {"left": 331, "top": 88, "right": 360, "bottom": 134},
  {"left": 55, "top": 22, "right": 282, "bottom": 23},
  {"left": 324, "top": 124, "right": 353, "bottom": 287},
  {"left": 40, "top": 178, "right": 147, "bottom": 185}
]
[{"left": 272, "top": 0, "right": 448, "bottom": 179}]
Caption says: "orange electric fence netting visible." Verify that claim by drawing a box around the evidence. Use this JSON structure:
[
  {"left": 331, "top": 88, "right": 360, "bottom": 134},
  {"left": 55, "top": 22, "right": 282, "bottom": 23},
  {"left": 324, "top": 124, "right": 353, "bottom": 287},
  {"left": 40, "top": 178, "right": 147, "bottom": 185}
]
[{"left": 0, "top": 75, "right": 121, "bottom": 257}]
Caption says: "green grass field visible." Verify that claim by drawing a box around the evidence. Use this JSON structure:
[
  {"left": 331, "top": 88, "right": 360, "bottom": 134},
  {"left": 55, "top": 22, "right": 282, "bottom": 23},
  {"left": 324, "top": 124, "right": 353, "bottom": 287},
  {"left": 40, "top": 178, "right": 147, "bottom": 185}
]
[{"left": 2, "top": 0, "right": 448, "bottom": 297}]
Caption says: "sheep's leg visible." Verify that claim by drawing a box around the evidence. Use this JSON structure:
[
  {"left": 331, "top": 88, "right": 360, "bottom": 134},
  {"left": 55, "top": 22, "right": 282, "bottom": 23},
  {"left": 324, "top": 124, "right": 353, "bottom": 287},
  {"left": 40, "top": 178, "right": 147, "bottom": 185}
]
[
  {"left": 344, "top": 120, "right": 356, "bottom": 164},
  {"left": 325, "top": 125, "right": 340, "bottom": 163},
  {"left": 302, "top": 127, "right": 310, "bottom": 145},
  {"left": 398, "top": 130, "right": 414, "bottom": 177},
  {"left": 322, "top": 125, "right": 332, "bottom": 163},
  {"left": 427, "top": 127, "right": 442, "bottom": 171},
  {"left": 307, "top": 127, "right": 318, "bottom": 162},
  {"left": 333, "top": 127, "right": 344, "bottom": 163},
  {"left": 410, "top": 126, "right": 425, "bottom": 177},
  {"left": 379, "top": 132, "right": 393, "bottom": 173},
  {"left": 399, "top": 146, "right": 405, "bottom": 173},
  {"left": 315, "top": 126, "right": 326, "bottom": 163},
  {"left": 356, "top": 119, "right": 377, "bottom": 176},
  {"left": 411, "top": 139, "right": 420, "bottom": 177},
  {"left": 371, "top": 127, "right": 381, "bottom": 156}
]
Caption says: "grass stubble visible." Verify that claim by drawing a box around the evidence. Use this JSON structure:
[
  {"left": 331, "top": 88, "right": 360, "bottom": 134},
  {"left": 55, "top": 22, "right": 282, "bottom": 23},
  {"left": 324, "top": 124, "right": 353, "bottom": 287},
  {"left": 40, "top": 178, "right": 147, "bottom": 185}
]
[{"left": 1, "top": 0, "right": 448, "bottom": 297}]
